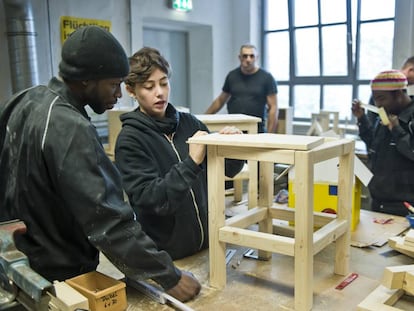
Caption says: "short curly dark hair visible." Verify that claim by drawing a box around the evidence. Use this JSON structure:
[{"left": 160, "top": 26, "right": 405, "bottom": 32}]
[{"left": 124, "top": 47, "right": 171, "bottom": 87}]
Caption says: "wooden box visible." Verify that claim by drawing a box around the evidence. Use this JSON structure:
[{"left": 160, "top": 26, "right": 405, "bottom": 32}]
[{"left": 65, "top": 271, "right": 127, "bottom": 311}]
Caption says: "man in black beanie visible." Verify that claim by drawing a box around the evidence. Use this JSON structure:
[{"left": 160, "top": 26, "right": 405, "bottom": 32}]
[{"left": 0, "top": 25, "right": 201, "bottom": 302}]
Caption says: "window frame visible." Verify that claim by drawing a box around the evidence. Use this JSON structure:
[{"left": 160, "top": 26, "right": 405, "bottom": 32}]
[{"left": 261, "top": 0, "right": 395, "bottom": 122}]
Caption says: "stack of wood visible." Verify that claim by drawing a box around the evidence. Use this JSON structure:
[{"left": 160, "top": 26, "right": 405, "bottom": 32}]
[
  {"left": 402, "top": 230, "right": 414, "bottom": 251},
  {"left": 357, "top": 265, "right": 414, "bottom": 310},
  {"left": 388, "top": 229, "right": 414, "bottom": 258}
]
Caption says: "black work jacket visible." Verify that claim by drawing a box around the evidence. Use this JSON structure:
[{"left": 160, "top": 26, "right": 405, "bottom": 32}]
[
  {"left": 0, "top": 78, "right": 180, "bottom": 289},
  {"left": 115, "top": 104, "right": 243, "bottom": 259},
  {"left": 358, "top": 101, "right": 414, "bottom": 213}
]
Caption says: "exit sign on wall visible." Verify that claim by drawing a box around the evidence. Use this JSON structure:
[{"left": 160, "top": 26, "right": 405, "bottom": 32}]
[{"left": 168, "top": 0, "right": 193, "bottom": 12}]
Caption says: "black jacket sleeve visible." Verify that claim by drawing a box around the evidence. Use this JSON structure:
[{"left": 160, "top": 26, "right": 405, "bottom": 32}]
[
  {"left": 357, "top": 114, "right": 375, "bottom": 148},
  {"left": 391, "top": 121, "right": 414, "bottom": 161},
  {"left": 46, "top": 112, "right": 181, "bottom": 290}
]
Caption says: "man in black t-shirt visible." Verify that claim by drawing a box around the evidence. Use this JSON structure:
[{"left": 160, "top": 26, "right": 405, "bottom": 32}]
[{"left": 205, "top": 44, "right": 278, "bottom": 133}]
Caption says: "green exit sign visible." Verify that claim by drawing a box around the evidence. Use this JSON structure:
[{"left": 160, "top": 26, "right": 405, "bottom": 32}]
[{"left": 169, "top": 0, "right": 193, "bottom": 12}]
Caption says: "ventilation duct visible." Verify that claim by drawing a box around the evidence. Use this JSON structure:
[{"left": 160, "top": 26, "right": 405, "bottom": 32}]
[{"left": 3, "top": 0, "right": 39, "bottom": 92}]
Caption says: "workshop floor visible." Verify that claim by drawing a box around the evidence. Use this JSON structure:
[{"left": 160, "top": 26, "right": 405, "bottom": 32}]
[{"left": 98, "top": 192, "right": 414, "bottom": 311}]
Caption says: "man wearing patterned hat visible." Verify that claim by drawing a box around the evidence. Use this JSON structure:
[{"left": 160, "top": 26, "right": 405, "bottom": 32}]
[
  {"left": 352, "top": 70, "right": 414, "bottom": 216},
  {"left": 366, "top": 57, "right": 414, "bottom": 124}
]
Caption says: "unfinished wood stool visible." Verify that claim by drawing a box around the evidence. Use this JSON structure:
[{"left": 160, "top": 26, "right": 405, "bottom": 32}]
[{"left": 189, "top": 133, "right": 354, "bottom": 311}]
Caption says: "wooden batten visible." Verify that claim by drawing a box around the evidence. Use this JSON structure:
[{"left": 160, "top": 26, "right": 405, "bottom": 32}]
[
  {"left": 219, "top": 226, "right": 294, "bottom": 256},
  {"left": 225, "top": 207, "right": 267, "bottom": 228}
]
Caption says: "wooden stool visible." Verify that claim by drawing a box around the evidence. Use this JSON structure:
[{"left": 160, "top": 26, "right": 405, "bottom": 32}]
[{"left": 188, "top": 133, "right": 354, "bottom": 311}]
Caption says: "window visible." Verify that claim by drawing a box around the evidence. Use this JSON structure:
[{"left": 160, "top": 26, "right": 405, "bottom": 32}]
[{"left": 262, "top": 0, "right": 396, "bottom": 121}]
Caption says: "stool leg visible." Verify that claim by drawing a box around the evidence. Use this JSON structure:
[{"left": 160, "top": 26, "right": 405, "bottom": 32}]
[
  {"left": 233, "top": 179, "right": 243, "bottom": 202},
  {"left": 294, "top": 151, "right": 314, "bottom": 311},
  {"left": 208, "top": 146, "right": 226, "bottom": 289},
  {"left": 334, "top": 148, "right": 353, "bottom": 276},
  {"left": 258, "top": 161, "right": 273, "bottom": 260},
  {"left": 247, "top": 160, "right": 258, "bottom": 208}
]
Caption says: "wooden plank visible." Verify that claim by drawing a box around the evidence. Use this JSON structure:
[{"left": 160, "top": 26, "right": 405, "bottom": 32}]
[
  {"left": 217, "top": 146, "right": 295, "bottom": 164},
  {"left": 258, "top": 161, "right": 274, "bottom": 259},
  {"left": 334, "top": 146, "right": 353, "bottom": 276},
  {"left": 188, "top": 133, "right": 324, "bottom": 150},
  {"left": 225, "top": 163, "right": 249, "bottom": 203},
  {"left": 310, "top": 138, "right": 354, "bottom": 164},
  {"left": 403, "top": 239, "right": 414, "bottom": 247},
  {"left": 388, "top": 236, "right": 414, "bottom": 258},
  {"left": 378, "top": 107, "right": 390, "bottom": 126},
  {"left": 272, "top": 219, "right": 295, "bottom": 237},
  {"left": 360, "top": 102, "right": 379, "bottom": 114},
  {"left": 247, "top": 160, "right": 258, "bottom": 208},
  {"left": 268, "top": 205, "right": 336, "bottom": 227},
  {"left": 357, "top": 285, "right": 405, "bottom": 311},
  {"left": 233, "top": 178, "right": 243, "bottom": 202},
  {"left": 207, "top": 145, "right": 226, "bottom": 289},
  {"left": 404, "top": 229, "right": 414, "bottom": 243},
  {"left": 400, "top": 242, "right": 414, "bottom": 252},
  {"left": 313, "top": 219, "right": 348, "bottom": 255},
  {"left": 382, "top": 265, "right": 414, "bottom": 289},
  {"left": 225, "top": 207, "right": 267, "bottom": 228},
  {"left": 293, "top": 150, "right": 314, "bottom": 311},
  {"left": 403, "top": 271, "right": 414, "bottom": 295},
  {"left": 218, "top": 226, "right": 295, "bottom": 256},
  {"left": 194, "top": 113, "right": 261, "bottom": 124}
]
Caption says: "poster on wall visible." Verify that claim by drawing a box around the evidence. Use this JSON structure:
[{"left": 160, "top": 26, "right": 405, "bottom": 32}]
[{"left": 60, "top": 16, "right": 111, "bottom": 44}]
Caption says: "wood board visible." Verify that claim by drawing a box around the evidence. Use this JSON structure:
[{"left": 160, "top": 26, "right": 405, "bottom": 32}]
[
  {"left": 351, "top": 210, "right": 410, "bottom": 247},
  {"left": 388, "top": 236, "right": 414, "bottom": 258},
  {"left": 188, "top": 133, "right": 324, "bottom": 150},
  {"left": 194, "top": 113, "right": 261, "bottom": 124}
]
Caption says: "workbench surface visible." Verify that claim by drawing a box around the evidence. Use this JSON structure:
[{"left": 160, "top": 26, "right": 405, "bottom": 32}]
[{"left": 97, "top": 211, "right": 414, "bottom": 311}]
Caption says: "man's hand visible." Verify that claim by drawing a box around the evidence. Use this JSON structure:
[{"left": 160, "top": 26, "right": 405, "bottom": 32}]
[
  {"left": 351, "top": 99, "right": 365, "bottom": 119},
  {"left": 387, "top": 114, "right": 399, "bottom": 130},
  {"left": 189, "top": 131, "right": 208, "bottom": 165},
  {"left": 166, "top": 270, "right": 201, "bottom": 302}
]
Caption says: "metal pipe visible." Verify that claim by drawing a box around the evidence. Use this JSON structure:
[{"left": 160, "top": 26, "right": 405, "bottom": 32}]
[{"left": 3, "top": 0, "right": 39, "bottom": 92}]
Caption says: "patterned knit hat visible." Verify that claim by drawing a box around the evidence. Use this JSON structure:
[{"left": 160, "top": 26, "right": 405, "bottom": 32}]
[{"left": 370, "top": 70, "right": 408, "bottom": 91}]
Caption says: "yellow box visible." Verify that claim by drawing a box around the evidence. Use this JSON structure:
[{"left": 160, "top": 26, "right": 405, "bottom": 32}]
[
  {"left": 287, "top": 155, "right": 370, "bottom": 231},
  {"left": 288, "top": 180, "right": 361, "bottom": 231},
  {"left": 65, "top": 271, "right": 127, "bottom": 311}
]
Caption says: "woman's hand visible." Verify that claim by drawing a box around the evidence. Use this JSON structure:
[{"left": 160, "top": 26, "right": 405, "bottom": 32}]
[{"left": 189, "top": 130, "right": 208, "bottom": 165}]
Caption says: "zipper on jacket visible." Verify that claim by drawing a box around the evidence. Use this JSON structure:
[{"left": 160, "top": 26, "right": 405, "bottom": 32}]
[{"left": 164, "top": 133, "right": 205, "bottom": 250}]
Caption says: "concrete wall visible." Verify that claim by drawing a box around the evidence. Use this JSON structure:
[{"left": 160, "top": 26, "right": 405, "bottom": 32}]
[
  {"left": 0, "top": 0, "right": 259, "bottom": 113},
  {"left": 1, "top": 0, "right": 413, "bottom": 112}
]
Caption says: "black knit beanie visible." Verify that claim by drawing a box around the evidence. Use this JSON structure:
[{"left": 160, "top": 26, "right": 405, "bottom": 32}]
[{"left": 59, "top": 26, "right": 129, "bottom": 81}]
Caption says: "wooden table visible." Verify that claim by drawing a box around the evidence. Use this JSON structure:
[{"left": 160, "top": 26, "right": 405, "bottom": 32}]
[
  {"left": 188, "top": 133, "right": 355, "bottom": 311},
  {"left": 195, "top": 114, "right": 261, "bottom": 208}
]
